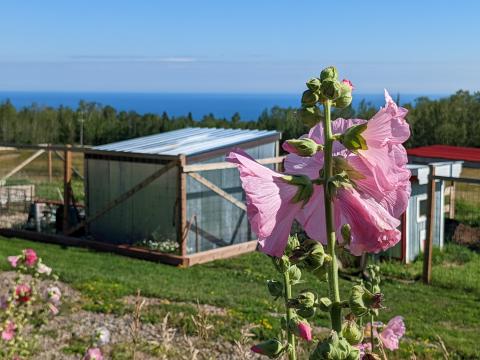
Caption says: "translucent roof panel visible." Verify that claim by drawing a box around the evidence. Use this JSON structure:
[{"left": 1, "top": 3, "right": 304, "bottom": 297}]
[{"left": 94, "top": 127, "right": 280, "bottom": 156}]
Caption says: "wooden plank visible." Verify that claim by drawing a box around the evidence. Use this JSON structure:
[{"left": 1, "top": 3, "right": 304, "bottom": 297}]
[
  {"left": 183, "top": 156, "right": 285, "bottom": 173},
  {"left": 178, "top": 155, "right": 188, "bottom": 257},
  {"left": 188, "top": 172, "right": 247, "bottom": 212},
  {"left": 433, "top": 175, "right": 480, "bottom": 185},
  {"left": 186, "top": 240, "right": 258, "bottom": 266},
  {"left": 0, "top": 228, "right": 186, "bottom": 266},
  {"left": 54, "top": 150, "right": 84, "bottom": 180},
  {"left": 0, "top": 149, "right": 45, "bottom": 183},
  {"left": 63, "top": 146, "right": 73, "bottom": 235},
  {"left": 65, "top": 160, "right": 178, "bottom": 235},
  {"left": 48, "top": 150, "right": 53, "bottom": 183},
  {"left": 0, "top": 143, "right": 89, "bottom": 153},
  {"left": 449, "top": 182, "right": 456, "bottom": 218},
  {"left": 423, "top": 165, "right": 436, "bottom": 284}
]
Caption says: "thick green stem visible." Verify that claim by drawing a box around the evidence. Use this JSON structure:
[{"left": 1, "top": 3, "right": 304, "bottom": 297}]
[
  {"left": 370, "top": 314, "right": 375, "bottom": 352},
  {"left": 283, "top": 270, "right": 297, "bottom": 360},
  {"left": 322, "top": 100, "right": 342, "bottom": 333}
]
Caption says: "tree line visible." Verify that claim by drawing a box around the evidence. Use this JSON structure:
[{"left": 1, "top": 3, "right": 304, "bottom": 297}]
[{"left": 0, "top": 90, "right": 479, "bottom": 148}]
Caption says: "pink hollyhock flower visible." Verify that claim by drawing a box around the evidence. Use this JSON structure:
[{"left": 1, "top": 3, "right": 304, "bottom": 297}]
[
  {"left": 355, "top": 342, "right": 372, "bottom": 357},
  {"left": 37, "top": 263, "right": 52, "bottom": 276},
  {"left": 23, "top": 249, "right": 38, "bottom": 267},
  {"left": 15, "top": 284, "right": 32, "bottom": 303},
  {"left": 378, "top": 316, "right": 405, "bottom": 351},
  {"left": 7, "top": 255, "right": 20, "bottom": 268},
  {"left": 342, "top": 79, "right": 354, "bottom": 90},
  {"left": 1, "top": 321, "right": 16, "bottom": 342},
  {"left": 83, "top": 348, "right": 103, "bottom": 360},
  {"left": 283, "top": 91, "right": 409, "bottom": 254},
  {"left": 297, "top": 321, "right": 313, "bottom": 341},
  {"left": 46, "top": 286, "right": 62, "bottom": 306},
  {"left": 226, "top": 149, "right": 307, "bottom": 257}
]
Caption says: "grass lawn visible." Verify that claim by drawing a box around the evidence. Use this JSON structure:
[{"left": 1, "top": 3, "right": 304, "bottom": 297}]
[{"left": 0, "top": 236, "right": 479, "bottom": 359}]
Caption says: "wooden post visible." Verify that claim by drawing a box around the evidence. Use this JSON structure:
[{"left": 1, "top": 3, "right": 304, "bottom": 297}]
[
  {"left": 48, "top": 150, "right": 53, "bottom": 183},
  {"left": 178, "top": 155, "right": 188, "bottom": 257},
  {"left": 63, "top": 145, "right": 72, "bottom": 235},
  {"left": 423, "top": 165, "right": 436, "bottom": 284},
  {"left": 449, "top": 181, "right": 456, "bottom": 218}
]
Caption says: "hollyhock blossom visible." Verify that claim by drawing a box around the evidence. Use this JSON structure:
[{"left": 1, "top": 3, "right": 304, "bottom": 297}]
[
  {"left": 46, "top": 286, "right": 62, "bottom": 306},
  {"left": 297, "top": 321, "right": 313, "bottom": 341},
  {"left": 378, "top": 316, "right": 405, "bottom": 351},
  {"left": 226, "top": 149, "right": 312, "bottom": 257},
  {"left": 7, "top": 256, "right": 20, "bottom": 268},
  {"left": 15, "top": 284, "right": 32, "bottom": 303},
  {"left": 94, "top": 327, "right": 111, "bottom": 346},
  {"left": 1, "top": 321, "right": 16, "bottom": 342},
  {"left": 283, "top": 91, "right": 409, "bottom": 254},
  {"left": 83, "top": 348, "right": 103, "bottom": 360},
  {"left": 23, "top": 249, "right": 38, "bottom": 267},
  {"left": 37, "top": 263, "right": 52, "bottom": 276}
]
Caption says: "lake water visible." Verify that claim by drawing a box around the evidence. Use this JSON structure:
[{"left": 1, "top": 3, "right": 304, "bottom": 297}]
[{"left": 0, "top": 92, "right": 446, "bottom": 121}]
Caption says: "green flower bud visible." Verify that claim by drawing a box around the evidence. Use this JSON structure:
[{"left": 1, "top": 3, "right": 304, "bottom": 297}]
[
  {"left": 342, "top": 319, "right": 364, "bottom": 345},
  {"left": 302, "top": 90, "right": 320, "bottom": 106},
  {"left": 309, "top": 331, "right": 359, "bottom": 360},
  {"left": 303, "top": 240, "right": 330, "bottom": 270},
  {"left": 306, "top": 77, "right": 321, "bottom": 91},
  {"left": 251, "top": 339, "right": 284, "bottom": 358},
  {"left": 267, "top": 280, "right": 283, "bottom": 299},
  {"left": 286, "top": 234, "right": 301, "bottom": 255},
  {"left": 339, "top": 124, "right": 368, "bottom": 153},
  {"left": 320, "top": 80, "right": 342, "bottom": 100},
  {"left": 332, "top": 156, "right": 366, "bottom": 182},
  {"left": 272, "top": 255, "right": 290, "bottom": 273},
  {"left": 288, "top": 265, "right": 302, "bottom": 283},
  {"left": 289, "top": 290, "right": 316, "bottom": 309},
  {"left": 333, "top": 93, "right": 353, "bottom": 109},
  {"left": 317, "top": 297, "right": 332, "bottom": 312},
  {"left": 341, "top": 224, "right": 352, "bottom": 246},
  {"left": 297, "top": 305, "right": 316, "bottom": 319},
  {"left": 297, "top": 106, "right": 322, "bottom": 127},
  {"left": 349, "top": 285, "right": 384, "bottom": 318},
  {"left": 320, "top": 66, "right": 338, "bottom": 82},
  {"left": 285, "top": 138, "right": 323, "bottom": 157},
  {"left": 282, "top": 175, "right": 314, "bottom": 206}
]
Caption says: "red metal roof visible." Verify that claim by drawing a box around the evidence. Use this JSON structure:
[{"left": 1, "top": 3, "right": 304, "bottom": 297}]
[{"left": 407, "top": 145, "right": 480, "bottom": 163}]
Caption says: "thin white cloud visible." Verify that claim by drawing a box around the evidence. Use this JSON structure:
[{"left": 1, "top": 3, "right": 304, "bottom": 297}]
[{"left": 69, "top": 55, "right": 197, "bottom": 63}]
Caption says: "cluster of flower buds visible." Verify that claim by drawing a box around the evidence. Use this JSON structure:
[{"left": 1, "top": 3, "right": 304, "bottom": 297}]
[
  {"left": 310, "top": 330, "right": 360, "bottom": 360},
  {"left": 281, "top": 174, "right": 315, "bottom": 206},
  {"left": 290, "top": 238, "right": 332, "bottom": 280},
  {"left": 298, "top": 66, "right": 354, "bottom": 126},
  {"left": 341, "top": 313, "right": 364, "bottom": 346},
  {"left": 288, "top": 290, "right": 316, "bottom": 319}
]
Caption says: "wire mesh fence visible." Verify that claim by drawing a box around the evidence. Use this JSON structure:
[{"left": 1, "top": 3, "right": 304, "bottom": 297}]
[
  {"left": 0, "top": 147, "right": 85, "bottom": 231},
  {"left": 443, "top": 168, "right": 480, "bottom": 247}
]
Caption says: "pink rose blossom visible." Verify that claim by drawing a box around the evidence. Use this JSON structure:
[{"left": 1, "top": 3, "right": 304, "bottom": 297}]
[
  {"left": 23, "top": 249, "right": 38, "bottom": 267},
  {"left": 226, "top": 149, "right": 305, "bottom": 257},
  {"left": 46, "top": 286, "right": 62, "bottom": 306},
  {"left": 378, "top": 316, "right": 405, "bottom": 350},
  {"left": 7, "top": 256, "right": 20, "bottom": 268},
  {"left": 15, "top": 284, "right": 32, "bottom": 303},
  {"left": 297, "top": 321, "right": 313, "bottom": 341},
  {"left": 1, "top": 321, "right": 16, "bottom": 342},
  {"left": 83, "top": 348, "right": 103, "bottom": 360}
]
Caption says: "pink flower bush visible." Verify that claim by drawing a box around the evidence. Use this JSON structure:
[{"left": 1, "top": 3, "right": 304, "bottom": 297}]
[
  {"left": 37, "top": 263, "right": 52, "bottom": 275},
  {"left": 83, "top": 347, "right": 103, "bottom": 360},
  {"left": 226, "top": 149, "right": 306, "bottom": 257},
  {"left": 1, "top": 321, "right": 16, "bottom": 342},
  {"left": 378, "top": 316, "right": 405, "bottom": 350}
]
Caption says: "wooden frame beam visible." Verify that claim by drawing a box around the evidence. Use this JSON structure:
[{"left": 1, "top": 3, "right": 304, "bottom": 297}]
[
  {"left": 0, "top": 149, "right": 45, "bottom": 184},
  {"left": 182, "top": 156, "right": 285, "bottom": 173},
  {"left": 423, "top": 165, "right": 436, "bottom": 284},
  {"left": 187, "top": 172, "right": 247, "bottom": 212}
]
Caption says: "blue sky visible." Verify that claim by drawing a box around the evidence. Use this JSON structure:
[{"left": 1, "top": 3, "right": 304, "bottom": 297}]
[{"left": 0, "top": 0, "right": 479, "bottom": 93}]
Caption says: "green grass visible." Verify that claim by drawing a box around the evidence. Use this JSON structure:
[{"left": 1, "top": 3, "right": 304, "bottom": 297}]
[{"left": 1, "top": 237, "right": 479, "bottom": 358}]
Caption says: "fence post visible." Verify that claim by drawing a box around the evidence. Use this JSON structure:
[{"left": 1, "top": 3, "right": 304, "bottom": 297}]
[
  {"left": 423, "top": 165, "right": 436, "bottom": 284},
  {"left": 63, "top": 145, "right": 72, "bottom": 234},
  {"left": 178, "top": 155, "right": 187, "bottom": 258},
  {"left": 48, "top": 149, "right": 53, "bottom": 183}
]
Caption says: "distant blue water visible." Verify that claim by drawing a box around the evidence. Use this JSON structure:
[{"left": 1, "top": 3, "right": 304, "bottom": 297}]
[{"left": 0, "top": 92, "right": 446, "bottom": 121}]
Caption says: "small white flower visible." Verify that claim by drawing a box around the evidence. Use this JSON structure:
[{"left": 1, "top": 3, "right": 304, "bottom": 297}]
[
  {"left": 94, "top": 327, "right": 110, "bottom": 346},
  {"left": 37, "top": 263, "right": 52, "bottom": 276}
]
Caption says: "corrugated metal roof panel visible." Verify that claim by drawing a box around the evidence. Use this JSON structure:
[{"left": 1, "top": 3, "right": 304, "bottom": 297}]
[
  {"left": 94, "top": 127, "right": 280, "bottom": 156},
  {"left": 407, "top": 145, "right": 480, "bottom": 163}
]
